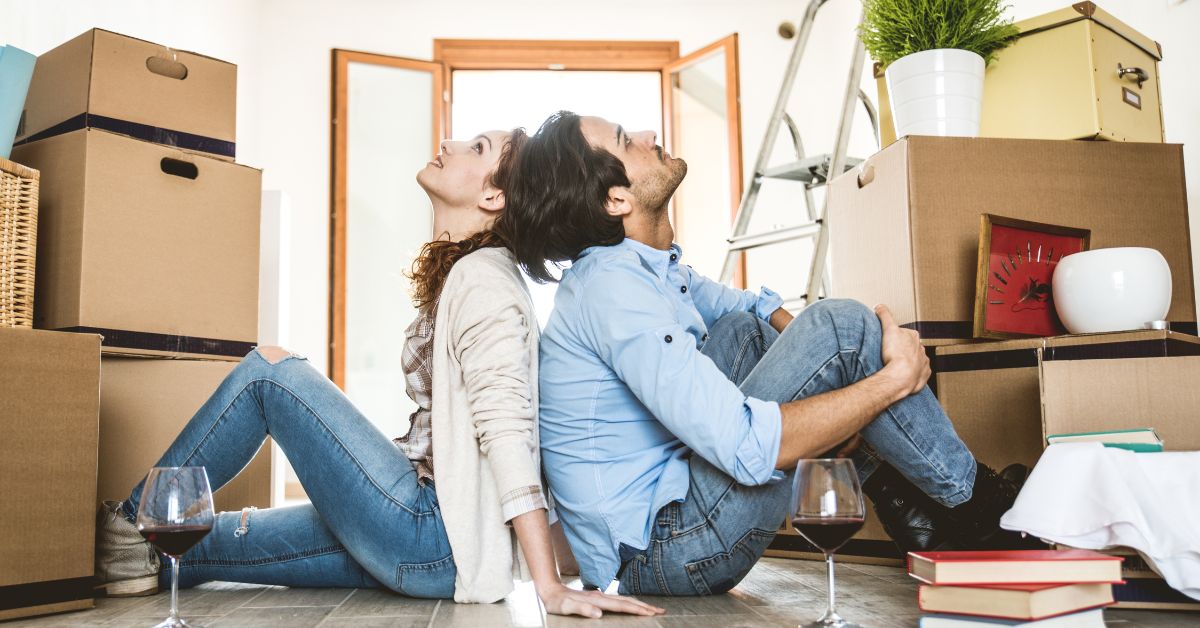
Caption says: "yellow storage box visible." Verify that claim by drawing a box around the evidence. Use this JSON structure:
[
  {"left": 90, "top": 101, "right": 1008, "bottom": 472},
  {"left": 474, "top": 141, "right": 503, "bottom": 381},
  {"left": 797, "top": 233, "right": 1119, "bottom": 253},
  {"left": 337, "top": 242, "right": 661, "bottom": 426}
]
[{"left": 876, "top": 2, "right": 1163, "bottom": 145}]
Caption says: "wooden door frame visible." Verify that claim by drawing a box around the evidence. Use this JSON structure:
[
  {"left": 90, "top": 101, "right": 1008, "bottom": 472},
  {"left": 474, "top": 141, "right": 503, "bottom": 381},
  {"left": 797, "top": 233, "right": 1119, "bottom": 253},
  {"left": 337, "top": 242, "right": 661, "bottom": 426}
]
[
  {"left": 433, "top": 39, "right": 679, "bottom": 137},
  {"left": 329, "top": 49, "right": 446, "bottom": 387},
  {"left": 661, "top": 34, "right": 745, "bottom": 287}
]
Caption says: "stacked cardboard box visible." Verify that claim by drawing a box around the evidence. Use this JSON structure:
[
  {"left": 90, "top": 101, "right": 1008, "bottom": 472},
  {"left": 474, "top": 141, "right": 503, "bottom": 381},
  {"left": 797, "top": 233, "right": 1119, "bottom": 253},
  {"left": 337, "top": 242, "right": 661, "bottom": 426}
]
[
  {"left": 775, "top": 134, "right": 1194, "bottom": 566},
  {"left": 5, "top": 30, "right": 269, "bottom": 619},
  {"left": 0, "top": 327, "right": 100, "bottom": 621}
]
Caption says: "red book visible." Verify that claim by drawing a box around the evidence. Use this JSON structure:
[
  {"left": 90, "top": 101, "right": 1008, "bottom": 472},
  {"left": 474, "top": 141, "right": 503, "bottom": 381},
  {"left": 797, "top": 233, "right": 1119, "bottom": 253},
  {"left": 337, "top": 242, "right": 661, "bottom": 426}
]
[
  {"left": 908, "top": 550, "right": 1124, "bottom": 585},
  {"left": 918, "top": 582, "right": 1115, "bottom": 620}
]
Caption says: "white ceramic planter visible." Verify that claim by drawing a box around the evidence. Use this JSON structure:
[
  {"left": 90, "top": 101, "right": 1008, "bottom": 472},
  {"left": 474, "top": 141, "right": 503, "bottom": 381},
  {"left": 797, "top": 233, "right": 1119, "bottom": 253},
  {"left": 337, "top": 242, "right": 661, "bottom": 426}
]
[
  {"left": 885, "top": 48, "right": 985, "bottom": 138},
  {"left": 1052, "top": 247, "right": 1172, "bottom": 334}
]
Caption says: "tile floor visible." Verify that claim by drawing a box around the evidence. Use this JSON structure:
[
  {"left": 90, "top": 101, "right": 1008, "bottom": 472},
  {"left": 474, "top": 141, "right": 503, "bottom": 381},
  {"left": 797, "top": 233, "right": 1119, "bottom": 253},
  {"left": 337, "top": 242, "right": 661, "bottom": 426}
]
[{"left": 6, "top": 559, "right": 1196, "bottom": 627}]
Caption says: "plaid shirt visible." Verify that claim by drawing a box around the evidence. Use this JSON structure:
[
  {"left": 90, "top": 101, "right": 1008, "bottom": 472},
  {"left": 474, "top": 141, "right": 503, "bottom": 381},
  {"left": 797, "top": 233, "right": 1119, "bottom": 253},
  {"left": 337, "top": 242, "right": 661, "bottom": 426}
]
[
  {"left": 395, "top": 304, "right": 437, "bottom": 483},
  {"left": 395, "top": 302, "right": 546, "bottom": 521}
]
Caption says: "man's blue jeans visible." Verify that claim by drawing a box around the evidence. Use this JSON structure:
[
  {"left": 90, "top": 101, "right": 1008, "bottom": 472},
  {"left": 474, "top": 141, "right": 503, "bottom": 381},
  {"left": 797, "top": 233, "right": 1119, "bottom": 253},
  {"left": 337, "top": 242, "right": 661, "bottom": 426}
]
[
  {"left": 122, "top": 347, "right": 456, "bottom": 597},
  {"left": 617, "top": 299, "right": 976, "bottom": 596}
]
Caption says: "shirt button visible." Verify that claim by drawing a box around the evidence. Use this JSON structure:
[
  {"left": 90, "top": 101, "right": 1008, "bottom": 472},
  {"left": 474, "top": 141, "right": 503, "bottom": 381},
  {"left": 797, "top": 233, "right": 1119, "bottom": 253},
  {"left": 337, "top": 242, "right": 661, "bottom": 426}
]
[
  {"left": 664, "top": 335, "right": 673, "bottom": 343},
  {"left": 702, "top": 334, "right": 709, "bottom": 342},
  {"left": 680, "top": 285, "right": 688, "bottom": 293},
  {"left": 670, "top": 253, "right": 678, "bottom": 262}
]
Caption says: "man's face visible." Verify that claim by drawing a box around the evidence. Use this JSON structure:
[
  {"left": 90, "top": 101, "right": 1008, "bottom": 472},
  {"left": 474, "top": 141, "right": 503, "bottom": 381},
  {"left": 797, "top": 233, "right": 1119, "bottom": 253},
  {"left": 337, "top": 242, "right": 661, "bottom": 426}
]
[{"left": 578, "top": 116, "right": 687, "bottom": 214}]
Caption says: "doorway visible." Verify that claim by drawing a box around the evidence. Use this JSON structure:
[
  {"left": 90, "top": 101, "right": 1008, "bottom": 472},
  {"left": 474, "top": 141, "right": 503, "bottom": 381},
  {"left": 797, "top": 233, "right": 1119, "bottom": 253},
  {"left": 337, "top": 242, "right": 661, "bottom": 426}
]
[{"left": 329, "top": 36, "right": 743, "bottom": 439}]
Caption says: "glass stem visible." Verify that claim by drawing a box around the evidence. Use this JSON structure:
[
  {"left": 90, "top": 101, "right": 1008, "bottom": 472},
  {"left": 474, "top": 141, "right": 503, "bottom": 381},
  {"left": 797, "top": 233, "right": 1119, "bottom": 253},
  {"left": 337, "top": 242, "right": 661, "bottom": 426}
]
[
  {"left": 825, "top": 553, "right": 837, "bottom": 617},
  {"left": 171, "top": 557, "right": 182, "bottom": 619}
]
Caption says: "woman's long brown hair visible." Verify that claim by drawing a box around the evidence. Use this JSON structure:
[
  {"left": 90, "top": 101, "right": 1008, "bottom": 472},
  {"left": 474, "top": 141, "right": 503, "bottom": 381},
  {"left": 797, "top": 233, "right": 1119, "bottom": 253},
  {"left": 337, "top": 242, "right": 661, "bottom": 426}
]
[{"left": 407, "top": 128, "right": 528, "bottom": 309}]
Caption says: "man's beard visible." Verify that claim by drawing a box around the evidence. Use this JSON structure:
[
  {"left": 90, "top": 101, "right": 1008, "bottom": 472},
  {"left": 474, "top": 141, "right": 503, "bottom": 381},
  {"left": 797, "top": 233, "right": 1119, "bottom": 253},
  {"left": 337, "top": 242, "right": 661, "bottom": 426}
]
[{"left": 632, "top": 157, "right": 688, "bottom": 215}]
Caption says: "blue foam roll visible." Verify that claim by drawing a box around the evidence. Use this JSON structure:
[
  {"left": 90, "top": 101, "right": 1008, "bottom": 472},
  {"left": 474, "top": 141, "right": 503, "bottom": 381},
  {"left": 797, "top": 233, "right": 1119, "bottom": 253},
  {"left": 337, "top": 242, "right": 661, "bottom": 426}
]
[{"left": 0, "top": 45, "right": 37, "bottom": 160}]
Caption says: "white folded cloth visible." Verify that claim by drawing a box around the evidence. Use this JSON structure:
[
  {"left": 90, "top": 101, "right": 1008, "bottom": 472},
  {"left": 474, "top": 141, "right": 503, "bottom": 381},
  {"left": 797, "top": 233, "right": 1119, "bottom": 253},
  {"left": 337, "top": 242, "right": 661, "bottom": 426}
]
[{"left": 999, "top": 442, "right": 1200, "bottom": 600}]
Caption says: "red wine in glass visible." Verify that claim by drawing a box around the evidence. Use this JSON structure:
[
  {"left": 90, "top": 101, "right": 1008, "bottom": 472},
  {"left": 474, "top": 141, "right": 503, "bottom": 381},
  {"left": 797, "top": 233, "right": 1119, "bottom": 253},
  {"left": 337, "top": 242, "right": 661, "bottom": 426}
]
[
  {"left": 139, "top": 525, "right": 213, "bottom": 557},
  {"left": 792, "top": 459, "right": 866, "bottom": 628},
  {"left": 792, "top": 517, "right": 865, "bottom": 554},
  {"left": 136, "top": 466, "right": 215, "bottom": 628}
]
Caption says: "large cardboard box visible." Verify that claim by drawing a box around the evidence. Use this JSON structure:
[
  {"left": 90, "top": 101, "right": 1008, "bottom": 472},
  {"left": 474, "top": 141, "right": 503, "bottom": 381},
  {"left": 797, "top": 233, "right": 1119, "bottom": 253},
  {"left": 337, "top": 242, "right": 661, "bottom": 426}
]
[
  {"left": 934, "top": 330, "right": 1200, "bottom": 472},
  {"left": 99, "top": 356, "right": 273, "bottom": 514},
  {"left": 828, "top": 136, "right": 1194, "bottom": 344},
  {"left": 11, "top": 128, "right": 261, "bottom": 360},
  {"left": 0, "top": 327, "right": 100, "bottom": 621},
  {"left": 875, "top": 3, "right": 1163, "bottom": 146},
  {"left": 15, "top": 28, "right": 236, "bottom": 160}
]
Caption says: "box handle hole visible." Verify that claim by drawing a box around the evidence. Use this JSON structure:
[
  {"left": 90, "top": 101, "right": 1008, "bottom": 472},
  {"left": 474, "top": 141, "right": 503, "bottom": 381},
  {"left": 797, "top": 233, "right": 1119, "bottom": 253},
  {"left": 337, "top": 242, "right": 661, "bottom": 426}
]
[
  {"left": 161, "top": 158, "right": 199, "bottom": 180},
  {"left": 146, "top": 55, "right": 189, "bottom": 80},
  {"left": 856, "top": 164, "right": 875, "bottom": 189}
]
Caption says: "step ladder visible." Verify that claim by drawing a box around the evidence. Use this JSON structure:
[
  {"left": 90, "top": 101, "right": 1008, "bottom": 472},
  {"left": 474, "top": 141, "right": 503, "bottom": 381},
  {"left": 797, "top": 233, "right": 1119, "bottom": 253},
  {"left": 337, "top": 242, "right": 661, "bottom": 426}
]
[{"left": 718, "top": 0, "right": 880, "bottom": 308}]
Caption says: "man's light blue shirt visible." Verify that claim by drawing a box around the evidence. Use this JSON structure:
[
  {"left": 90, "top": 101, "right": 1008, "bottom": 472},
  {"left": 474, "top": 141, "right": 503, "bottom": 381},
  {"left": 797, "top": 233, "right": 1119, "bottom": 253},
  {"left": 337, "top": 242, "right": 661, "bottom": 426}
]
[{"left": 538, "top": 238, "right": 786, "bottom": 588}]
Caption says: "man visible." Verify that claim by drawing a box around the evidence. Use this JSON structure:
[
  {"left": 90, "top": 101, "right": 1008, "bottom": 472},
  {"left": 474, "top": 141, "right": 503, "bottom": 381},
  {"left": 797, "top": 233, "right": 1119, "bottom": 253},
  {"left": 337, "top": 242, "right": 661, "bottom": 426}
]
[{"left": 500, "top": 111, "right": 1032, "bottom": 596}]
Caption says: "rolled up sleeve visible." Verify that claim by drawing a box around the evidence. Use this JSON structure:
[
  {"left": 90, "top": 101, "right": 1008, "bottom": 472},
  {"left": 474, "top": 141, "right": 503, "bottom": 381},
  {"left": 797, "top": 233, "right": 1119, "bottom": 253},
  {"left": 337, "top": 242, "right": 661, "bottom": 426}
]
[
  {"left": 580, "top": 268, "right": 783, "bottom": 486},
  {"left": 687, "top": 266, "right": 783, "bottom": 328}
]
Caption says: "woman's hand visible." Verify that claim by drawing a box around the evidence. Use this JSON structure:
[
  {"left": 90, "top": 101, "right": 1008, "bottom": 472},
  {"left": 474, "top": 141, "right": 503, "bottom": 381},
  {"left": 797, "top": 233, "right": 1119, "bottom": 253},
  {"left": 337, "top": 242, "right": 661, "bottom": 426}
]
[{"left": 538, "top": 583, "right": 665, "bottom": 619}]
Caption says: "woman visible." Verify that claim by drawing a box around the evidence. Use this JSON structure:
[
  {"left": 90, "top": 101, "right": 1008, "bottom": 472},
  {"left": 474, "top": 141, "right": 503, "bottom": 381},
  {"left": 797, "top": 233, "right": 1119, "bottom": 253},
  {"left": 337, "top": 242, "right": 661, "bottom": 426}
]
[{"left": 94, "top": 128, "right": 663, "bottom": 619}]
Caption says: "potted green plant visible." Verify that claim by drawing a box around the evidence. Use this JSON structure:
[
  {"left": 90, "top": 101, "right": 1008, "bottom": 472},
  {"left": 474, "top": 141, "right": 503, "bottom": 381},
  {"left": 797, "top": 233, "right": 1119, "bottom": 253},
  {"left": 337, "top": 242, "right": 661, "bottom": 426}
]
[{"left": 860, "top": 0, "right": 1019, "bottom": 138}]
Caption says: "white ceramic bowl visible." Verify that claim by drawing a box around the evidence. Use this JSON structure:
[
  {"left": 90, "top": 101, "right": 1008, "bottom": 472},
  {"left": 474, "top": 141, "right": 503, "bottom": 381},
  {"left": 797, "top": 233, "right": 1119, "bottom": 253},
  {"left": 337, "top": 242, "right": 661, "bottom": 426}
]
[{"left": 1052, "top": 247, "right": 1172, "bottom": 334}]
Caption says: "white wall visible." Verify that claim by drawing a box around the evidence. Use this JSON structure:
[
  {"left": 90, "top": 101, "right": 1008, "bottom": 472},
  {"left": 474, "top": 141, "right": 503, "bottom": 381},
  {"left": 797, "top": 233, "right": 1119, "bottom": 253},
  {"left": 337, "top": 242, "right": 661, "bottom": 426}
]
[{"left": 4, "top": 0, "right": 1199, "bottom": 375}]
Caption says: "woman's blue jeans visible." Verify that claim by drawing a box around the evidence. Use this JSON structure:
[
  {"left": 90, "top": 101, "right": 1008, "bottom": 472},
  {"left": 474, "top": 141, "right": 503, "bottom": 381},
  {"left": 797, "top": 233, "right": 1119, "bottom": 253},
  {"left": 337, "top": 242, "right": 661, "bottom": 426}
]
[
  {"left": 122, "top": 347, "right": 456, "bottom": 597},
  {"left": 617, "top": 299, "right": 977, "bottom": 596}
]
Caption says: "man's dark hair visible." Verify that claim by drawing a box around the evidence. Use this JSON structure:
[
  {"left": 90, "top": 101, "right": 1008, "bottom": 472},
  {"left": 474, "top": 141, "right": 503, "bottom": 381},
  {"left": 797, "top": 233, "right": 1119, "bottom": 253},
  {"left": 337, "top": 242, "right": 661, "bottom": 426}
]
[{"left": 498, "top": 111, "right": 628, "bottom": 283}]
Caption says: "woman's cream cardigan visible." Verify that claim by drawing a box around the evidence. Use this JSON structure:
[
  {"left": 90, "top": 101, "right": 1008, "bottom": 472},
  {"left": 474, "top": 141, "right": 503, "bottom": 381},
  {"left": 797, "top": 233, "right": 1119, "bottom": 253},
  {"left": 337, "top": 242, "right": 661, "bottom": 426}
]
[{"left": 429, "top": 247, "right": 543, "bottom": 603}]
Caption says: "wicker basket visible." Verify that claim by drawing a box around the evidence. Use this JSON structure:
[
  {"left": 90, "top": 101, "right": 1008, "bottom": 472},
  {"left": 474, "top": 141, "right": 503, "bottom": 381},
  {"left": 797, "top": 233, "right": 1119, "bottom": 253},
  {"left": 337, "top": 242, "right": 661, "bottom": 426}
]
[{"left": 1, "top": 156, "right": 38, "bottom": 328}]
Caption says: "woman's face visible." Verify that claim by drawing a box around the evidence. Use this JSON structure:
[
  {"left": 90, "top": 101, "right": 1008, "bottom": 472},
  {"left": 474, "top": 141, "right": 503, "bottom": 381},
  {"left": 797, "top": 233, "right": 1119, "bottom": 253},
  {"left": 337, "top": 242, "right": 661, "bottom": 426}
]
[{"left": 416, "top": 129, "right": 511, "bottom": 210}]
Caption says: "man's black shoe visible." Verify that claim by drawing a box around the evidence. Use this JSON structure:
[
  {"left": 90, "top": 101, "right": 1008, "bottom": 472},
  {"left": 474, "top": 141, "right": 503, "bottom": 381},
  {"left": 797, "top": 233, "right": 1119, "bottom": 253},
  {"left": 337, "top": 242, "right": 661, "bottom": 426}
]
[
  {"left": 947, "top": 462, "right": 1048, "bottom": 550},
  {"left": 861, "top": 463, "right": 962, "bottom": 554}
]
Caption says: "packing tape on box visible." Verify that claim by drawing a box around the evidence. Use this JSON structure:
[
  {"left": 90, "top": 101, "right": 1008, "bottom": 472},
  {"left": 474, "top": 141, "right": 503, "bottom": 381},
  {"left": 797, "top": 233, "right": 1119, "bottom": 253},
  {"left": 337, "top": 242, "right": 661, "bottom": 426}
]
[
  {"left": 14, "top": 112, "right": 236, "bottom": 158},
  {"left": 56, "top": 326, "right": 256, "bottom": 358},
  {"left": 0, "top": 45, "right": 36, "bottom": 160}
]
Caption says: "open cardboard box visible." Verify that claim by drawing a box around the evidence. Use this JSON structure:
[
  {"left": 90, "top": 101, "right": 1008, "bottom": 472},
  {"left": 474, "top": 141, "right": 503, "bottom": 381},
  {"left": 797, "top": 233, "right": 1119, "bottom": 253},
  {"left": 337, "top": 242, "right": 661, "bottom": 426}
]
[
  {"left": 936, "top": 329, "right": 1200, "bottom": 472},
  {"left": 0, "top": 327, "right": 101, "bottom": 621}
]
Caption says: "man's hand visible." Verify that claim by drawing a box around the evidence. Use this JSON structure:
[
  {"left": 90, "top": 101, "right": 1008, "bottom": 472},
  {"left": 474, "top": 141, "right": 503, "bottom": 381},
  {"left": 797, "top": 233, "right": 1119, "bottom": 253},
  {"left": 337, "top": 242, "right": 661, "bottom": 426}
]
[
  {"left": 874, "top": 304, "right": 931, "bottom": 399},
  {"left": 538, "top": 585, "right": 665, "bottom": 619}
]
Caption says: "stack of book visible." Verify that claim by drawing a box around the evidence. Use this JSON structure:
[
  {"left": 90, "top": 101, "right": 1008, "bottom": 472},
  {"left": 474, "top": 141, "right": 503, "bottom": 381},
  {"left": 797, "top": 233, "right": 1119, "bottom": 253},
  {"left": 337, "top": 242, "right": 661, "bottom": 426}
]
[{"left": 909, "top": 550, "right": 1124, "bottom": 627}]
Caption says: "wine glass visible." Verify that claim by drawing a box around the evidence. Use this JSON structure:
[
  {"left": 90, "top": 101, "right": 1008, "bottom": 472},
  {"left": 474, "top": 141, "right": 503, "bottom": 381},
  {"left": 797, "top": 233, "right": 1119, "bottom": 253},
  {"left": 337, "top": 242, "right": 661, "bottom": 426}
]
[
  {"left": 791, "top": 459, "right": 866, "bottom": 628},
  {"left": 136, "top": 467, "right": 215, "bottom": 628}
]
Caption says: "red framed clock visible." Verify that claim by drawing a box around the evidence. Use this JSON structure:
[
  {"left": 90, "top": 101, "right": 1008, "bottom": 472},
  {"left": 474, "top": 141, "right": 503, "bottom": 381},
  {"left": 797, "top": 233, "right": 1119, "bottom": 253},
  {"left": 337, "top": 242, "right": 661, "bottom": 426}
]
[{"left": 973, "top": 214, "right": 1091, "bottom": 339}]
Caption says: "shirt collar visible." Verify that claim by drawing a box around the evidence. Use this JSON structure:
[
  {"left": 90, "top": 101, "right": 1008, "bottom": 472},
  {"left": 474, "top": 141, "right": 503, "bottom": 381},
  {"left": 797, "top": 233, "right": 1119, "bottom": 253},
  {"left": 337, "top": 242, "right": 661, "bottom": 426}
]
[{"left": 580, "top": 239, "right": 683, "bottom": 279}]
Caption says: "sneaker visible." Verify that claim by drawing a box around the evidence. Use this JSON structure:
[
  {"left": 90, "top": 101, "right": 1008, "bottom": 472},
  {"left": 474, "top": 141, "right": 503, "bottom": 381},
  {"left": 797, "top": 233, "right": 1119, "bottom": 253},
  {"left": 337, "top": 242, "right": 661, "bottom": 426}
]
[{"left": 95, "top": 500, "right": 160, "bottom": 597}]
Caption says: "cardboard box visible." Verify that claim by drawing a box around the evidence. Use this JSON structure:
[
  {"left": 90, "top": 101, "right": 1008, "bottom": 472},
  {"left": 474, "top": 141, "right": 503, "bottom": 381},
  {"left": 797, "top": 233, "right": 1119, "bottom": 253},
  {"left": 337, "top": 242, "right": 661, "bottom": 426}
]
[
  {"left": 15, "top": 28, "right": 236, "bottom": 160},
  {"left": 99, "top": 356, "right": 273, "bottom": 514},
  {"left": 828, "top": 136, "right": 1194, "bottom": 344},
  {"left": 11, "top": 128, "right": 261, "bottom": 360},
  {"left": 875, "top": 3, "right": 1163, "bottom": 145},
  {"left": 934, "top": 330, "right": 1200, "bottom": 472},
  {"left": 1041, "top": 349, "right": 1200, "bottom": 452},
  {"left": 0, "top": 327, "right": 100, "bottom": 621}
]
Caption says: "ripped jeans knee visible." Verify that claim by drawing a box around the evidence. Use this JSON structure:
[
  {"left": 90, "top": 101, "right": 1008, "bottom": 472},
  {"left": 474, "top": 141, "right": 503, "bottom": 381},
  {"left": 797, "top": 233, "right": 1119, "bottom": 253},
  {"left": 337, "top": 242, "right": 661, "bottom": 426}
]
[{"left": 253, "top": 345, "right": 305, "bottom": 365}]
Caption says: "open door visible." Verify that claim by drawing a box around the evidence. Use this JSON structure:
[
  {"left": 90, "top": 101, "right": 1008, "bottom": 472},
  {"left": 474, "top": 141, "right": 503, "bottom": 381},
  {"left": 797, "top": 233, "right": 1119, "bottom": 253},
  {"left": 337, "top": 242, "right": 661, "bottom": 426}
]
[
  {"left": 662, "top": 35, "right": 744, "bottom": 287},
  {"left": 331, "top": 50, "right": 445, "bottom": 436}
]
